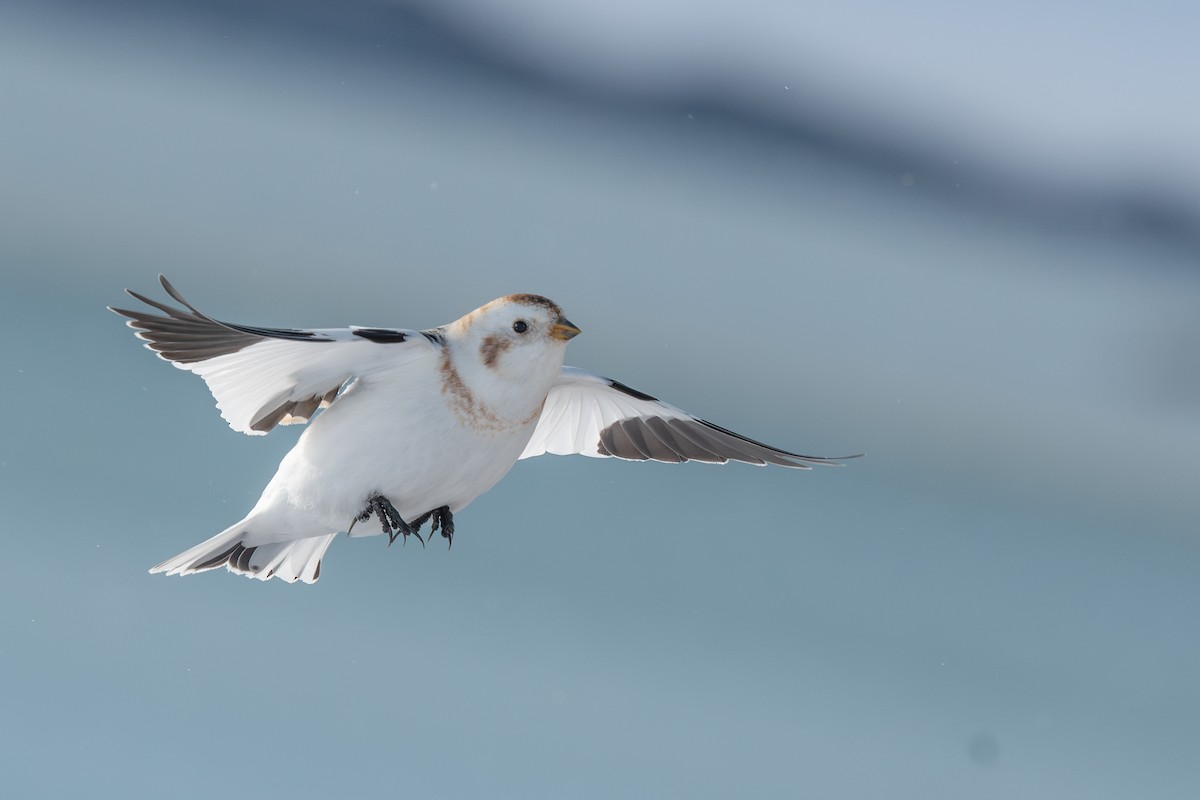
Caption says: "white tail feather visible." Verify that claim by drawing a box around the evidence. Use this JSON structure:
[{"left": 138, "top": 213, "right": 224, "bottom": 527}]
[{"left": 150, "top": 523, "right": 336, "bottom": 584}]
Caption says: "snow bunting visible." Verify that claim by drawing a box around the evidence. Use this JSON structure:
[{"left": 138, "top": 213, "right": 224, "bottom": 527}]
[{"left": 111, "top": 276, "right": 853, "bottom": 584}]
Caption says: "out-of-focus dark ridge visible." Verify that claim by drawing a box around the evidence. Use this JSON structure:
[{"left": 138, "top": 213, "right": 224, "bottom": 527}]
[{"left": 18, "top": 0, "right": 1200, "bottom": 255}]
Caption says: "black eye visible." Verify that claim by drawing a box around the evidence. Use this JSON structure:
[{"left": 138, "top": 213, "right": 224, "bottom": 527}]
[{"left": 512, "top": 320, "right": 528, "bottom": 334}]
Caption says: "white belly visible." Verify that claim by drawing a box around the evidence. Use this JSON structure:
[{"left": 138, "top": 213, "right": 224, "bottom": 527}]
[{"left": 252, "top": 370, "right": 536, "bottom": 537}]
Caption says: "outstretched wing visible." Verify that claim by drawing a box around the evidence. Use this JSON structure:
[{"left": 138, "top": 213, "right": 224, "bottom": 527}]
[
  {"left": 110, "top": 275, "right": 434, "bottom": 435},
  {"left": 519, "top": 367, "right": 855, "bottom": 468}
]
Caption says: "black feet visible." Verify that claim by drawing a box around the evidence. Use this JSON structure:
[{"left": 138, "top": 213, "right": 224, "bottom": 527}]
[
  {"left": 432, "top": 506, "right": 455, "bottom": 549},
  {"left": 351, "top": 493, "right": 424, "bottom": 546},
  {"left": 409, "top": 506, "right": 455, "bottom": 549},
  {"left": 348, "top": 496, "right": 455, "bottom": 549}
]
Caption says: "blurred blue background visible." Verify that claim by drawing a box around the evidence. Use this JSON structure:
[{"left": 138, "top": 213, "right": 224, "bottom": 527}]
[{"left": 2, "top": 1, "right": 1198, "bottom": 797}]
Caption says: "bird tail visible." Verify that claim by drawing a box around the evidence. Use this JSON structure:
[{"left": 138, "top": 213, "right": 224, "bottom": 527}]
[{"left": 149, "top": 521, "right": 336, "bottom": 584}]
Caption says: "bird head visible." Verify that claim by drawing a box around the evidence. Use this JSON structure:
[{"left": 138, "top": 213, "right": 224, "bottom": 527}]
[{"left": 444, "top": 294, "right": 581, "bottom": 422}]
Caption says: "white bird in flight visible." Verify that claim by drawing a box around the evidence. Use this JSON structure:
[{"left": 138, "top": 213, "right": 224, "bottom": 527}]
[{"left": 111, "top": 276, "right": 854, "bottom": 584}]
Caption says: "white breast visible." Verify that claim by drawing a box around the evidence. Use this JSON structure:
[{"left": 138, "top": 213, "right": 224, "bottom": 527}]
[{"left": 255, "top": 355, "right": 540, "bottom": 536}]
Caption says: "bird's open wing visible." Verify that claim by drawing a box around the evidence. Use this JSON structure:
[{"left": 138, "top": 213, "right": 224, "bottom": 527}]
[
  {"left": 110, "top": 275, "right": 435, "bottom": 435},
  {"left": 519, "top": 366, "right": 853, "bottom": 468}
]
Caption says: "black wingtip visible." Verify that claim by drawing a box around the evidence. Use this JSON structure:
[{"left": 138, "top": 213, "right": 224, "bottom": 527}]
[
  {"left": 791, "top": 452, "right": 863, "bottom": 467},
  {"left": 157, "top": 274, "right": 209, "bottom": 318},
  {"left": 809, "top": 453, "right": 863, "bottom": 468}
]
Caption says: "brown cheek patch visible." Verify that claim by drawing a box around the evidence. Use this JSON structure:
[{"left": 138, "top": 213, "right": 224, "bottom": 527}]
[{"left": 479, "top": 334, "right": 513, "bottom": 369}]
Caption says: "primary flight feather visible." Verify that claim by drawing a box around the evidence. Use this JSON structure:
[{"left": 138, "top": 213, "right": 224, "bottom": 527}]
[{"left": 111, "top": 276, "right": 853, "bottom": 584}]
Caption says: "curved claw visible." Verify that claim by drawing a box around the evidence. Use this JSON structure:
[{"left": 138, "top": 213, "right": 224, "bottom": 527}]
[
  {"left": 357, "top": 495, "right": 453, "bottom": 552},
  {"left": 433, "top": 506, "right": 455, "bottom": 550}
]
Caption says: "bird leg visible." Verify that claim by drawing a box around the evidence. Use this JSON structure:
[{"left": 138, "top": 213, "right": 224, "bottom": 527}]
[
  {"left": 346, "top": 497, "right": 453, "bottom": 549},
  {"left": 429, "top": 505, "right": 455, "bottom": 549},
  {"left": 352, "top": 493, "right": 424, "bottom": 547},
  {"left": 407, "top": 506, "right": 454, "bottom": 548},
  {"left": 408, "top": 510, "right": 434, "bottom": 532}
]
